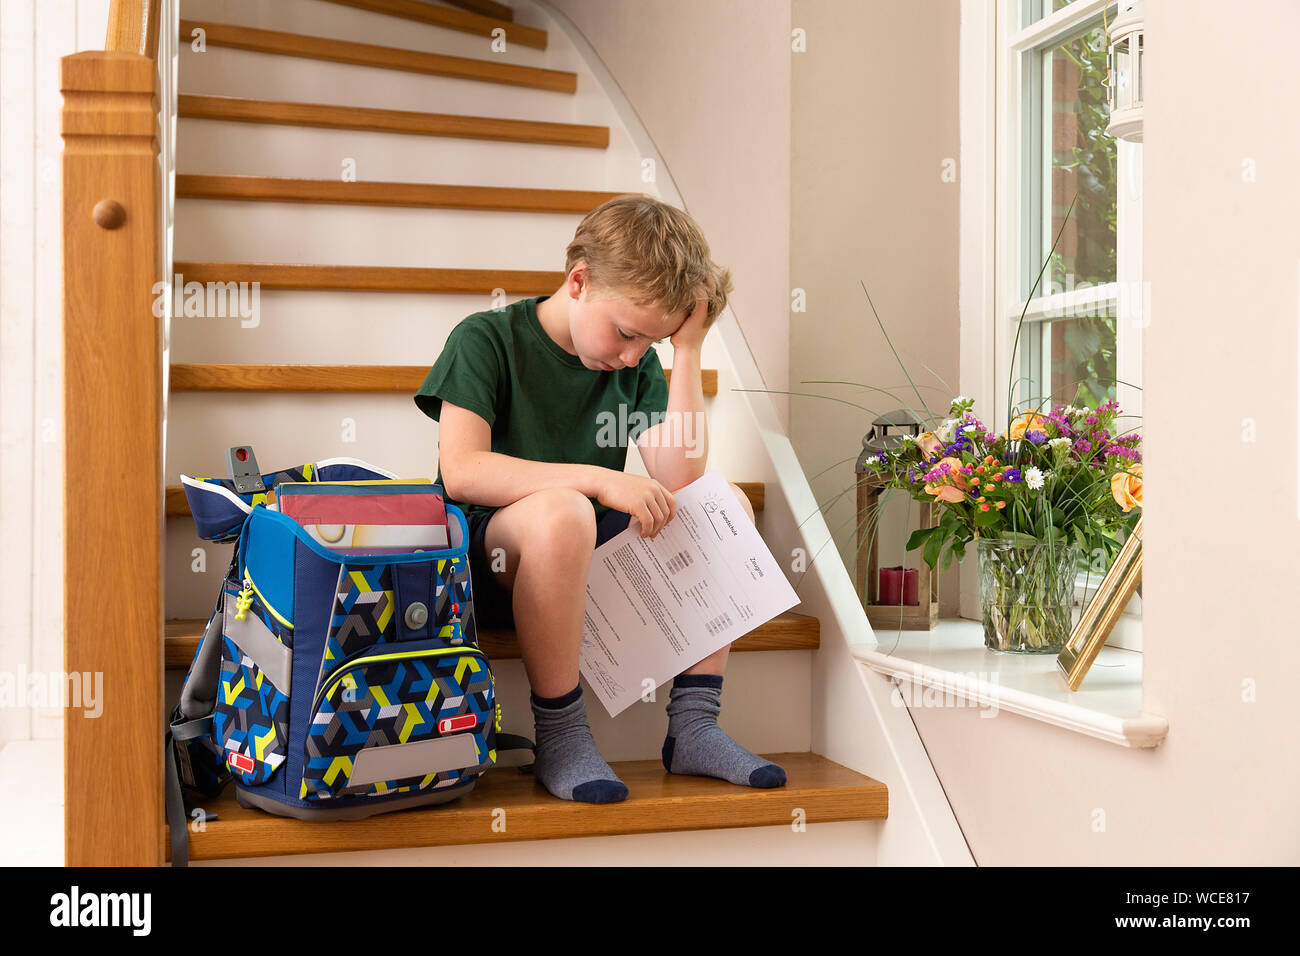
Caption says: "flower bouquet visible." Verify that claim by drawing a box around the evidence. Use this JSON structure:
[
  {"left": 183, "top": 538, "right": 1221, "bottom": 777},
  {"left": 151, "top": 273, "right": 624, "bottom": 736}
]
[{"left": 861, "top": 396, "right": 1143, "bottom": 652}]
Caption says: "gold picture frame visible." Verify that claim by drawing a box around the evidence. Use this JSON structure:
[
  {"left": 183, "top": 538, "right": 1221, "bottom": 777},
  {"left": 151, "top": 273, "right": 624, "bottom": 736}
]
[{"left": 1057, "top": 516, "right": 1143, "bottom": 691}]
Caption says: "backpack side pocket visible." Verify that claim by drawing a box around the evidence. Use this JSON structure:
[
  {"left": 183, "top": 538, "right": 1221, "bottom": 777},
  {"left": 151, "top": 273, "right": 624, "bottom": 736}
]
[{"left": 213, "top": 575, "right": 293, "bottom": 786}]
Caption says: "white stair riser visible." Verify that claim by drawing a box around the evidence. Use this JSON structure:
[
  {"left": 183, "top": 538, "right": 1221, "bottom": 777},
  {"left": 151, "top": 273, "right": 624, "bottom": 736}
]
[
  {"left": 182, "top": 0, "right": 555, "bottom": 67},
  {"left": 177, "top": 118, "right": 646, "bottom": 190},
  {"left": 174, "top": 200, "right": 585, "bottom": 271},
  {"left": 179, "top": 46, "right": 584, "bottom": 125}
]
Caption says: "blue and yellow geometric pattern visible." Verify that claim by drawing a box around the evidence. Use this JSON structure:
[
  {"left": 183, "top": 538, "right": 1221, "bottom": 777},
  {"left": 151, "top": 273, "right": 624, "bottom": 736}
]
[
  {"left": 300, "top": 649, "right": 495, "bottom": 800},
  {"left": 317, "top": 564, "right": 395, "bottom": 690},
  {"left": 213, "top": 633, "right": 290, "bottom": 786}
]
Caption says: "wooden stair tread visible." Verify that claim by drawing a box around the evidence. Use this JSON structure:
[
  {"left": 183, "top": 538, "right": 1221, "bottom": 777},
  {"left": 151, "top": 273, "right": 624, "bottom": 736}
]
[
  {"left": 165, "top": 481, "right": 762, "bottom": 517},
  {"left": 171, "top": 261, "right": 565, "bottom": 294},
  {"left": 168, "top": 364, "right": 717, "bottom": 395},
  {"left": 178, "top": 94, "right": 608, "bottom": 149},
  {"left": 168, "top": 752, "right": 886, "bottom": 861},
  {"left": 165, "top": 609, "right": 817, "bottom": 669},
  {"left": 180, "top": 18, "right": 573, "bottom": 92},
  {"left": 319, "top": 0, "right": 545, "bottom": 50},
  {"left": 175, "top": 175, "right": 628, "bottom": 213},
  {"left": 171, "top": 261, "right": 567, "bottom": 294}
]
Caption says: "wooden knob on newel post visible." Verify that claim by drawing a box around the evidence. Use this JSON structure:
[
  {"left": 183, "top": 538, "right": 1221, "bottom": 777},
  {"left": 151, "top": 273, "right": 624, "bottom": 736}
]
[{"left": 93, "top": 199, "right": 127, "bottom": 229}]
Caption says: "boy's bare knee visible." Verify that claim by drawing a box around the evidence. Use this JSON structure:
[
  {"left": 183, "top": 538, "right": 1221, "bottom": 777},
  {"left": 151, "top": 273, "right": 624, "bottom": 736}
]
[{"left": 517, "top": 487, "right": 597, "bottom": 546}]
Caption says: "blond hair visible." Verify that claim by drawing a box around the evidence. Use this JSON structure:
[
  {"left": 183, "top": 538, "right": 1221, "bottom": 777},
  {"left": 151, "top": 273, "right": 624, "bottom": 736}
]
[{"left": 564, "top": 195, "right": 733, "bottom": 328}]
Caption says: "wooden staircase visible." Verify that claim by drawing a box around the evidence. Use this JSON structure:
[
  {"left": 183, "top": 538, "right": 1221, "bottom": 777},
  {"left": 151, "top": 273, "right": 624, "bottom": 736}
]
[{"left": 149, "top": 0, "right": 888, "bottom": 863}]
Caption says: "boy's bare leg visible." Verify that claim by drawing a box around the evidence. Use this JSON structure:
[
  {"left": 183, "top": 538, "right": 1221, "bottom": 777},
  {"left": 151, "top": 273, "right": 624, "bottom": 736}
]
[
  {"left": 481, "top": 487, "right": 627, "bottom": 802},
  {"left": 480, "top": 487, "right": 595, "bottom": 697}
]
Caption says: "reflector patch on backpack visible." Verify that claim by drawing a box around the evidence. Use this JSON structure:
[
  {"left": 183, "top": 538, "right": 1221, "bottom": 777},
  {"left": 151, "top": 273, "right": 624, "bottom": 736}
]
[
  {"left": 438, "top": 714, "right": 477, "bottom": 734},
  {"left": 228, "top": 750, "right": 255, "bottom": 774}
]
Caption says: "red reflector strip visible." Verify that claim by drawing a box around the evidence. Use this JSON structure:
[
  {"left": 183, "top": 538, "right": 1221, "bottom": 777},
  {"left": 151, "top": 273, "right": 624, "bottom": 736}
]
[
  {"left": 438, "top": 714, "right": 477, "bottom": 734},
  {"left": 228, "top": 751, "right": 255, "bottom": 774}
]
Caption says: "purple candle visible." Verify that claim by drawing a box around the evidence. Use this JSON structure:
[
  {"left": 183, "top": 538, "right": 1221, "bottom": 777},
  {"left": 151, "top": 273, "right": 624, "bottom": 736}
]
[
  {"left": 879, "top": 566, "right": 903, "bottom": 605},
  {"left": 903, "top": 568, "right": 919, "bottom": 605}
]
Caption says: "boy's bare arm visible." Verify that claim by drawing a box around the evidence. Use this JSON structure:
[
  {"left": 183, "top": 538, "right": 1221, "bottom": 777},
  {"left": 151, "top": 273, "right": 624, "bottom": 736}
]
[
  {"left": 438, "top": 402, "right": 606, "bottom": 506},
  {"left": 439, "top": 401, "right": 676, "bottom": 535},
  {"left": 638, "top": 290, "right": 711, "bottom": 492}
]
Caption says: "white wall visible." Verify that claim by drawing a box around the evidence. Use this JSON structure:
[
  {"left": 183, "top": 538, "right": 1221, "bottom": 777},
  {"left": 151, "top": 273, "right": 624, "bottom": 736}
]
[
  {"left": 789, "top": 0, "right": 963, "bottom": 610},
  {"left": 0, "top": 0, "right": 111, "bottom": 751}
]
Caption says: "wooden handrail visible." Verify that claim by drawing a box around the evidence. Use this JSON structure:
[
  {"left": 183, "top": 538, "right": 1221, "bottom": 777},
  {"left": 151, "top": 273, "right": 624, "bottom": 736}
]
[{"left": 106, "top": 0, "right": 162, "bottom": 58}]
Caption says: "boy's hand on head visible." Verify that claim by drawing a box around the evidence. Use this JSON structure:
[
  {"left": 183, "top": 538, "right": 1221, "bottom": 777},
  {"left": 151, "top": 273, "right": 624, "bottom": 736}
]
[
  {"left": 596, "top": 472, "right": 676, "bottom": 539},
  {"left": 668, "top": 288, "right": 711, "bottom": 352}
]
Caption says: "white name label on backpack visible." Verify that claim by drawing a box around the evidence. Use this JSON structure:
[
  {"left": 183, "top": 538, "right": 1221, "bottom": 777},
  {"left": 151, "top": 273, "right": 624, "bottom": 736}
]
[{"left": 580, "top": 470, "right": 799, "bottom": 717}]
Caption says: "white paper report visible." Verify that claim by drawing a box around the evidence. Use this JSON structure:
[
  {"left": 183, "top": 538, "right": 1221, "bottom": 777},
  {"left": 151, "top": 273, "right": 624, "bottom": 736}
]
[{"left": 579, "top": 469, "right": 799, "bottom": 717}]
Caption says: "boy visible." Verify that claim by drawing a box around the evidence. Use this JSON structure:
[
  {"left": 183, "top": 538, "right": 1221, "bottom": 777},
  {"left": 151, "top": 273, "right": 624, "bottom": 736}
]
[{"left": 414, "top": 195, "right": 786, "bottom": 804}]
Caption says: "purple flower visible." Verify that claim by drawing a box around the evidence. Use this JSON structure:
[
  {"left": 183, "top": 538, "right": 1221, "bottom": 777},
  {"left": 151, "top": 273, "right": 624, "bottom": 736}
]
[
  {"left": 1003, "top": 467, "right": 1022, "bottom": 482},
  {"left": 1026, "top": 431, "right": 1048, "bottom": 445}
]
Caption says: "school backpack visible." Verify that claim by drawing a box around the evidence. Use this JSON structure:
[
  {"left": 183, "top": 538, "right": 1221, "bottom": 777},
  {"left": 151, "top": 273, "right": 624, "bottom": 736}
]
[{"left": 164, "top": 454, "right": 534, "bottom": 866}]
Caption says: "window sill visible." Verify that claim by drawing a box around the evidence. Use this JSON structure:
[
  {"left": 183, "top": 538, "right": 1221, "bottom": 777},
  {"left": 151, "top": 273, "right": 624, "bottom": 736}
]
[{"left": 850, "top": 618, "right": 1168, "bottom": 749}]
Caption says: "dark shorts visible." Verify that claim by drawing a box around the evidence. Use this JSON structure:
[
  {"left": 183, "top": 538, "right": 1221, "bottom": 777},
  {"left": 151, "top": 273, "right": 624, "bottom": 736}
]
[{"left": 465, "top": 505, "right": 633, "bottom": 629}]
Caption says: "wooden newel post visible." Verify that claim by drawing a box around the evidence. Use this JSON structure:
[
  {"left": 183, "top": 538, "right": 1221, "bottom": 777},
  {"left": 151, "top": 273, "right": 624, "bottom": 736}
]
[{"left": 61, "top": 50, "right": 163, "bottom": 866}]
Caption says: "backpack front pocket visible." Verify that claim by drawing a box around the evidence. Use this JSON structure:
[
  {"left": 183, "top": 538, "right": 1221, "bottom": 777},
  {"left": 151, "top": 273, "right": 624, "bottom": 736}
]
[
  {"left": 300, "top": 641, "right": 495, "bottom": 800},
  {"left": 213, "top": 576, "right": 292, "bottom": 786}
]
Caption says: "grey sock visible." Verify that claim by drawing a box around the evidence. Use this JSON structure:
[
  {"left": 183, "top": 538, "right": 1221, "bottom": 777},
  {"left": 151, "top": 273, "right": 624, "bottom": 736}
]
[
  {"left": 529, "top": 685, "right": 628, "bottom": 804},
  {"left": 662, "top": 676, "right": 787, "bottom": 788}
]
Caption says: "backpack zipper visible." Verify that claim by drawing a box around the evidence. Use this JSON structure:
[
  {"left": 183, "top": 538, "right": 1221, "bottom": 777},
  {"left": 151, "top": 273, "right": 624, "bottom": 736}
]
[{"left": 312, "top": 645, "right": 489, "bottom": 715}]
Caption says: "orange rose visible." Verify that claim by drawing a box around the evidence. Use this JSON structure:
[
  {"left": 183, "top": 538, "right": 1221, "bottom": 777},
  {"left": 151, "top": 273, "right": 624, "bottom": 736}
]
[
  {"left": 1111, "top": 463, "right": 1143, "bottom": 512},
  {"left": 923, "top": 456, "right": 970, "bottom": 504},
  {"left": 1008, "top": 411, "right": 1050, "bottom": 441},
  {"left": 917, "top": 431, "right": 943, "bottom": 458}
]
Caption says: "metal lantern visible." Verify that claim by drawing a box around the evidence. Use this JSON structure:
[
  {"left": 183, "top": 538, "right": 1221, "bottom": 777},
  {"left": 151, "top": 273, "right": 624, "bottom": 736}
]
[
  {"left": 854, "top": 410, "right": 940, "bottom": 631},
  {"left": 1106, "top": 0, "right": 1145, "bottom": 142}
]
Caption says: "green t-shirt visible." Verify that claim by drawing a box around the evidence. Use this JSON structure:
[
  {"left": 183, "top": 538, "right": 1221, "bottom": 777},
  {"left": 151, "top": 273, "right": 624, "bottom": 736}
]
[{"left": 413, "top": 295, "right": 670, "bottom": 520}]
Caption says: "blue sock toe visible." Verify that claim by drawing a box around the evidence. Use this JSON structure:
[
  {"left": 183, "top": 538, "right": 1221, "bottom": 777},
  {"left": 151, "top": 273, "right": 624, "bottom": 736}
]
[
  {"left": 572, "top": 779, "right": 629, "bottom": 803},
  {"left": 748, "top": 764, "right": 787, "bottom": 788}
]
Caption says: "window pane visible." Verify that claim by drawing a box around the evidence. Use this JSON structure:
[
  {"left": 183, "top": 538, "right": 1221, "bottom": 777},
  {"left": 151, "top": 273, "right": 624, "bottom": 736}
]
[
  {"left": 1021, "top": 0, "right": 1079, "bottom": 29},
  {"left": 1040, "top": 25, "right": 1117, "bottom": 295},
  {"left": 1018, "top": 310, "right": 1118, "bottom": 413}
]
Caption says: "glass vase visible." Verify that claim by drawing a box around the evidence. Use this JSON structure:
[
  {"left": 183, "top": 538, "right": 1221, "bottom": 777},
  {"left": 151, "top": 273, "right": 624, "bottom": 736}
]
[{"left": 976, "top": 537, "right": 1080, "bottom": 653}]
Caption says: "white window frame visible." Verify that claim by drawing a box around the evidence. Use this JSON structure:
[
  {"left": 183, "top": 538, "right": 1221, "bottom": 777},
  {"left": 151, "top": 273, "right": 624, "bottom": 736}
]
[{"left": 960, "top": 0, "right": 1143, "bottom": 650}]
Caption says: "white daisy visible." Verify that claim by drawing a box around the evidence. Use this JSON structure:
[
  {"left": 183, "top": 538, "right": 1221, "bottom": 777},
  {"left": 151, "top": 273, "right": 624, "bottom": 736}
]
[
  {"left": 962, "top": 424, "right": 978, "bottom": 433},
  {"left": 1048, "top": 437, "right": 1071, "bottom": 450},
  {"left": 1024, "top": 466, "right": 1045, "bottom": 490},
  {"left": 937, "top": 419, "right": 957, "bottom": 444}
]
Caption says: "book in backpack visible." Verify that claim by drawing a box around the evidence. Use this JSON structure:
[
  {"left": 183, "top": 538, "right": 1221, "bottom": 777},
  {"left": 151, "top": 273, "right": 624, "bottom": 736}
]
[{"left": 164, "top": 453, "right": 532, "bottom": 864}]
